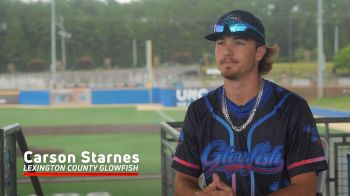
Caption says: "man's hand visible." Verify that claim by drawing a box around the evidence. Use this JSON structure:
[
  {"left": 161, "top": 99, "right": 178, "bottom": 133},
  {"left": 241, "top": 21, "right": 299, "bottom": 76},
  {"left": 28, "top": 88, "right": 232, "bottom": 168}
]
[
  {"left": 268, "top": 172, "right": 317, "bottom": 196},
  {"left": 197, "top": 173, "right": 236, "bottom": 196}
]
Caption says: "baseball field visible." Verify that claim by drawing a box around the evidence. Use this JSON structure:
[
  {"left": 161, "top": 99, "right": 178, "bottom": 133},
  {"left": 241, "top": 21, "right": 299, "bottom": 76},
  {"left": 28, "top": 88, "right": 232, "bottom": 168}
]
[
  {"left": 2, "top": 96, "right": 349, "bottom": 195},
  {"left": 2, "top": 106, "right": 186, "bottom": 195}
]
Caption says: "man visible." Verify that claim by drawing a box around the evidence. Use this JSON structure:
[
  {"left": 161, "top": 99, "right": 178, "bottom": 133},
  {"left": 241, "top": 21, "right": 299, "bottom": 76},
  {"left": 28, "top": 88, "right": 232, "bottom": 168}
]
[{"left": 172, "top": 10, "right": 328, "bottom": 196}]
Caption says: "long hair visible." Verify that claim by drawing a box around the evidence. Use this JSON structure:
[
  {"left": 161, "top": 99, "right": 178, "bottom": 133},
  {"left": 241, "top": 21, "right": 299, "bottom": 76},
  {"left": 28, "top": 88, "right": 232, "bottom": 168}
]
[{"left": 257, "top": 43, "right": 280, "bottom": 75}]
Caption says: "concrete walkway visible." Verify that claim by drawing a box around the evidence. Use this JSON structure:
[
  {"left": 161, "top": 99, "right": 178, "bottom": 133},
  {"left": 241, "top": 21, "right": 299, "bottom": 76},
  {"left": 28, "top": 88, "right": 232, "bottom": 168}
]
[
  {"left": 311, "top": 107, "right": 350, "bottom": 117},
  {"left": 311, "top": 107, "right": 350, "bottom": 133}
]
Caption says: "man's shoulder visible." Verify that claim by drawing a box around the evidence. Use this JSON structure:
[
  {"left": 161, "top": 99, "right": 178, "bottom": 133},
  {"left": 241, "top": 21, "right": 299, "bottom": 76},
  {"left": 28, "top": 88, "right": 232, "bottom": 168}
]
[
  {"left": 267, "top": 80, "right": 308, "bottom": 105},
  {"left": 264, "top": 80, "right": 313, "bottom": 122},
  {"left": 189, "top": 86, "right": 220, "bottom": 109}
]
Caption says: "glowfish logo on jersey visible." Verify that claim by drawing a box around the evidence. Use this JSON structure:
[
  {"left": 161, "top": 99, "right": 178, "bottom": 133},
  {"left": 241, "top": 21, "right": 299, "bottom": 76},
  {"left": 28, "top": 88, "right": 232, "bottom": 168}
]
[
  {"left": 200, "top": 140, "right": 284, "bottom": 178},
  {"left": 22, "top": 151, "right": 140, "bottom": 177}
]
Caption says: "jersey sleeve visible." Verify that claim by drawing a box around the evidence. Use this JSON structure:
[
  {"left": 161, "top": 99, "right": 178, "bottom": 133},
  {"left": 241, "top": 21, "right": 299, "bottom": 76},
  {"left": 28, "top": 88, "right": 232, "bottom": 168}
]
[
  {"left": 286, "top": 99, "right": 328, "bottom": 178},
  {"left": 171, "top": 103, "right": 203, "bottom": 177}
]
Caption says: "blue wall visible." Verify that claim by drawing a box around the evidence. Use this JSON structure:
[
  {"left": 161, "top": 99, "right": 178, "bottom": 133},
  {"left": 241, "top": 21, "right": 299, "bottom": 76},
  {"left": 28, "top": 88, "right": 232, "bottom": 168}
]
[
  {"left": 19, "top": 90, "right": 50, "bottom": 105},
  {"left": 92, "top": 89, "right": 150, "bottom": 104},
  {"left": 18, "top": 88, "right": 178, "bottom": 106},
  {"left": 158, "top": 88, "right": 177, "bottom": 107},
  {"left": 91, "top": 88, "right": 176, "bottom": 106}
]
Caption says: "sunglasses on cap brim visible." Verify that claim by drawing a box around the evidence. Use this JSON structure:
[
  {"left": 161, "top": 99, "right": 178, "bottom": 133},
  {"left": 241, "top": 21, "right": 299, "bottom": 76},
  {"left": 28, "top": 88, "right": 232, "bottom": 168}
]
[{"left": 213, "top": 19, "right": 265, "bottom": 40}]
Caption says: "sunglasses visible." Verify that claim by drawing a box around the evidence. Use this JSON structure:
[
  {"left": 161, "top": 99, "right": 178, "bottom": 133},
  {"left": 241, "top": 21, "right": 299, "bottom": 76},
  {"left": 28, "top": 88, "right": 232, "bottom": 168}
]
[{"left": 213, "top": 19, "right": 264, "bottom": 40}]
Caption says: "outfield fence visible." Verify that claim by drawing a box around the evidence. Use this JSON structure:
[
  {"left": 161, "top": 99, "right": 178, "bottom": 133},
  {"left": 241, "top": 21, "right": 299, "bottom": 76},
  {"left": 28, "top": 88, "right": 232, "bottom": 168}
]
[{"left": 161, "top": 117, "right": 350, "bottom": 196}]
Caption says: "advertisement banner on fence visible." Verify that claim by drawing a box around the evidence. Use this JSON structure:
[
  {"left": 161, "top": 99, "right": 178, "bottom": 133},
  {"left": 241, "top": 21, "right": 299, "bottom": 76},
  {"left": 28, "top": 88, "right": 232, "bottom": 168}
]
[
  {"left": 51, "top": 88, "right": 91, "bottom": 105},
  {"left": 0, "top": 90, "right": 19, "bottom": 104},
  {"left": 176, "top": 88, "right": 209, "bottom": 107}
]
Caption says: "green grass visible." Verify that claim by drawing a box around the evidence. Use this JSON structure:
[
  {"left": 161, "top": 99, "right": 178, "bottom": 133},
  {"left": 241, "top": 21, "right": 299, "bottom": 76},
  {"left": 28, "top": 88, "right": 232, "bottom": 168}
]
[
  {"left": 5, "top": 104, "right": 346, "bottom": 195},
  {"left": 1, "top": 106, "right": 183, "bottom": 195},
  {"left": 309, "top": 96, "right": 350, "bottom": 111},
  {"left": 0, "top": 107, "right": 186, "bottom": 127},
  {"left": 270, "top": 62, "right": 334, "bottom": 77},
  {"left": 162, "top": 110, "right": 187, "bottom": 121},
  {"left": 16, "top": 133, "right": 161, "bottom": 179},
  {"left": 15, "top": 133, "right": 164, "bottom": 195},
  {"left": 18, "top": 179, "right": 161, "bottom": 195},
  {"left": 317, "top": 126, "right": 344, "bottom": 134}
]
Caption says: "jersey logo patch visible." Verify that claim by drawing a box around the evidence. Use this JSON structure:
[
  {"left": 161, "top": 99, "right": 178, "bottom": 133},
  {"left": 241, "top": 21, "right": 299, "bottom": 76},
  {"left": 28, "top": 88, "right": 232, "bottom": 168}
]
[
  {"left": 179, "top": 130, "right": 184, "bottom": 142},
  {"left": 303, "top": 124, "right": 320, "bottom": 143},
  {"left": 200, "top": 140, "right": 284, "bottom": 178},
  {"left": 176, "top": 130, "right": 185, "bottom": 147},
  {"left": 269, "top": 182, "right": 279, "bottom": 192}
]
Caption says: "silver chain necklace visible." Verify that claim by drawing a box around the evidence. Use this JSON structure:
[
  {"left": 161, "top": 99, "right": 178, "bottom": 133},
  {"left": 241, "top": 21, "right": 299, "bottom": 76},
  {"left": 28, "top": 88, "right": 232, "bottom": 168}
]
[{"left": 221, "top": 79, "right": 264, "bottom": 133}]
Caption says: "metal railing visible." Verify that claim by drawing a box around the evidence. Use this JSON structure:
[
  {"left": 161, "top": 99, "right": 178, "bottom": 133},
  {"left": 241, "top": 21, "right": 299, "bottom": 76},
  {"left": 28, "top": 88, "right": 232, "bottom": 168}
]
[
  {"left": 0, "top": 123, "right": 43, "bottom": 196},
  {"left": 161, "top": 117, "right": 350, "bottom": 196},
  {"left": 160, "top": 122, "right": 182, "bottom": 196},
  {"left": 317, "top": 117, "right": 350, "bottom": 196}
]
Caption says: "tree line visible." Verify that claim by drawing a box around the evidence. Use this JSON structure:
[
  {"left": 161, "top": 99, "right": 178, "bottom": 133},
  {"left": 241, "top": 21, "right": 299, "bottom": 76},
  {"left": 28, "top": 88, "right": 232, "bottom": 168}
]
[{"left": 0, "top": 0, "right": 349, "bottom": 72}]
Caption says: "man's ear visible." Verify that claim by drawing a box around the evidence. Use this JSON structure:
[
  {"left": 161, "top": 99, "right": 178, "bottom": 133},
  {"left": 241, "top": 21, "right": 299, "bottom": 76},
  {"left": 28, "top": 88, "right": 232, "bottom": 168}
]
[{"left": 256, "top": 46, "right": 266, "bottom": 62}]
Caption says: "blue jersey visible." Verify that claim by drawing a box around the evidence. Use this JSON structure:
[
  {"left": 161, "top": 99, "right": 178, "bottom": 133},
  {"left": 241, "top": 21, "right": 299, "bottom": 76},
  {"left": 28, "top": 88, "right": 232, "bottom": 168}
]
[{"left": 172, "top": 79, "right": 328, "bottom": 196}]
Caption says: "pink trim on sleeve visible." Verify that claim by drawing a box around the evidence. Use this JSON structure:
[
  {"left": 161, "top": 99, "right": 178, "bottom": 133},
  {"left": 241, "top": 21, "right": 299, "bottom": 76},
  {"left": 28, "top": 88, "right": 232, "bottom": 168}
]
[
  {"left": 287, "top": 156, "right": 326, "bottom": 170},
  {"left": 174, "top": 156, "right": 201, "bottom": 170}
]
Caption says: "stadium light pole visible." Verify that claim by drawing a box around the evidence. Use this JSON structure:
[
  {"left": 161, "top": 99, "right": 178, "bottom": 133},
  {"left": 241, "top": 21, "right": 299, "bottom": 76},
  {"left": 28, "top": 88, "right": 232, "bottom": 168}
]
[
  {"left": 0, "top": 22, "right": 7, "bottom": 32},
  {"left": 317, "top": 0, "right": 325, "bottom": 98},
  {"left": 50, "top": 0, "right": 57, "bottom": 89},
  {"left": 146, "top": 40, "right": 153, "bottom": 103},
  {"left": 331, "top": 3, "right": 339, "bottom": 56},
  {"left": 133, "top": 38, "right": 138, "bottom": 67},
  {"left": 58, "top": 16, "right": 71, "bottom": 70}
]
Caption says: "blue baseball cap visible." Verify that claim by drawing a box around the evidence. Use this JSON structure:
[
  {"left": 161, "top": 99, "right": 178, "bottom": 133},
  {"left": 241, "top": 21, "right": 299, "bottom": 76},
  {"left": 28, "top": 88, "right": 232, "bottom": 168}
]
[{"left": 205, "top": 10, "right": 265, "bottom": 44}]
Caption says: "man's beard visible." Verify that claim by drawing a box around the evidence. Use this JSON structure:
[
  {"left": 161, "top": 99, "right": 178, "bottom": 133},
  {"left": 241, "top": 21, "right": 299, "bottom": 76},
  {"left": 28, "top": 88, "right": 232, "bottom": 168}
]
[
  {"left": 219, "top": 57, "right": 241, "bottom": 80},
  {"left": 221, "top": 71, "right": 239, "bottom": 81},
  {"left": 219, "top": 62, "right": 257, "bottom": 81}
]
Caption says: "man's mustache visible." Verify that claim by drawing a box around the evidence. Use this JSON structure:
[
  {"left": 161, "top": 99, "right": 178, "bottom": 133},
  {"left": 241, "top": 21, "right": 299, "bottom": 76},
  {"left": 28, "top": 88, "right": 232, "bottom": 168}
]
[{"left": 220, "top": 58, "right": 239, "bottom": 64}]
